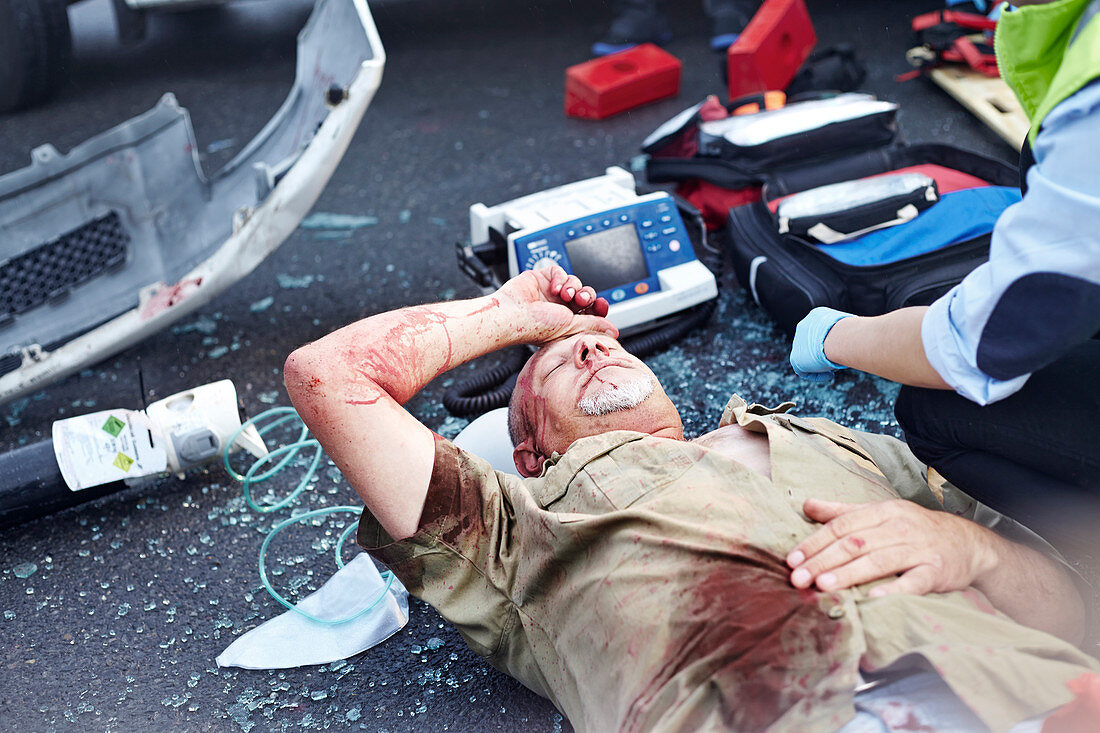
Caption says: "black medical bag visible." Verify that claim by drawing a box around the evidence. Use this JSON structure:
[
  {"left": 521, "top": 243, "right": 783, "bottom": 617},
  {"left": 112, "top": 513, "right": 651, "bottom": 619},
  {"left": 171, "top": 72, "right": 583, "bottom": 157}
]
[{"left": 642, "top": 93, "right": 1020, "bottom": 336}]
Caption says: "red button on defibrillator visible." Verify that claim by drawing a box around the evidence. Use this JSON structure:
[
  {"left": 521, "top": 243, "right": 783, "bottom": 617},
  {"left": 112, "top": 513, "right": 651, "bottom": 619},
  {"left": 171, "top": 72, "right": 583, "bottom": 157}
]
[{"left": 634, "top": 283, "right": 649, "bottom": 295}]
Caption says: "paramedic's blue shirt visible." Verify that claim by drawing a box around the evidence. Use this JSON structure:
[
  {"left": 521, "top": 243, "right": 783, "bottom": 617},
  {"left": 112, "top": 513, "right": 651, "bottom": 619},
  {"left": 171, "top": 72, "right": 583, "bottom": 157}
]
[{"left": 922, "top": 81, "right": 1100, "bottom": 405}]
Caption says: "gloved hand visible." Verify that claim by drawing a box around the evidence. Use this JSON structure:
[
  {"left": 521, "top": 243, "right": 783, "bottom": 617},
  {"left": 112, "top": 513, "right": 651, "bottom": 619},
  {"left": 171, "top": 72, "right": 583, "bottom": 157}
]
[{"left": 790, "top": 307, "right": 852, "bottom": 382}]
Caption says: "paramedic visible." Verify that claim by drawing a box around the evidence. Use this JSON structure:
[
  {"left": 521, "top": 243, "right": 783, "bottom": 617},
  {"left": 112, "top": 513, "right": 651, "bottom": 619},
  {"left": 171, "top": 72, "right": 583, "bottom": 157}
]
[
  {"left": 285, "top": 265, "right": 1096, "bottom": 732},
  {"left": 789, "top": 0, "right": 1100, "bottom": 552}
]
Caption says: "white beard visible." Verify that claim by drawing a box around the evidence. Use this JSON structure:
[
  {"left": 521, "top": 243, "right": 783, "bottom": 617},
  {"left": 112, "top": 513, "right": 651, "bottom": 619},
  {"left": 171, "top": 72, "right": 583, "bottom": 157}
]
[{"left": 577, "top": 376, "right": 655, "bottom": 417}]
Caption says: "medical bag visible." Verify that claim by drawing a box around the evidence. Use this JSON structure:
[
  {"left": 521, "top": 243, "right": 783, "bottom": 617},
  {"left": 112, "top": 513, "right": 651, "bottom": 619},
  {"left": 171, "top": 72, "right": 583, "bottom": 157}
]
[{"left": 642, "top": 92, "right": 1021, "bottom": 336}]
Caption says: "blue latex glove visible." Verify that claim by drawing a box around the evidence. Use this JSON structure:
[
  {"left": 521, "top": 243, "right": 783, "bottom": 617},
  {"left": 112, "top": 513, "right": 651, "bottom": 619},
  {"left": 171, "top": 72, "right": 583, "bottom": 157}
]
[{"left": 790, "top": 307, "right": 852, "bottom": 382}]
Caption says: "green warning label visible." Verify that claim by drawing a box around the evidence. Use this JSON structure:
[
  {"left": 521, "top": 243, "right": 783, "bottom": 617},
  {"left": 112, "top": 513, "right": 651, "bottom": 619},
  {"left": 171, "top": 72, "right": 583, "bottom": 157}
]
[
  {"left": 102, "top": 415, "right": 126, "bottom": 437},
  {"left": 113, "top": 452, "right": 134, "bottom": 472}
]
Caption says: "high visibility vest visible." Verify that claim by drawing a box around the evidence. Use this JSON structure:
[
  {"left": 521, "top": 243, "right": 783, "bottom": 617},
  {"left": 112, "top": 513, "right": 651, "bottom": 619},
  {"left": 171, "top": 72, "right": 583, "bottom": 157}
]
[{"left": 996, "top": 0, "right": 1100, "bottom": 144}]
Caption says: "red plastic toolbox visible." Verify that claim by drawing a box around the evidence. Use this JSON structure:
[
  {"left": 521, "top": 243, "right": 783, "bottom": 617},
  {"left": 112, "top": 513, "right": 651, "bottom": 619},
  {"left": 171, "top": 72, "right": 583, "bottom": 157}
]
[
  {"left": 726, "top": 0, "right": 816, "bottom": 101},
  {"left": 565, "top": 44, "right": 682, "bottom": 120}
]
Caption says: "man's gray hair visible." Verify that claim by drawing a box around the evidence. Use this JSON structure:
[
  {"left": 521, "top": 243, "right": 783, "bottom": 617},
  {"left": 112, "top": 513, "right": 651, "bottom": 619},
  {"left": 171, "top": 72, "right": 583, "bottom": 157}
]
[{"left": 507, "top": 386, "right": 527, "bottom": 448}]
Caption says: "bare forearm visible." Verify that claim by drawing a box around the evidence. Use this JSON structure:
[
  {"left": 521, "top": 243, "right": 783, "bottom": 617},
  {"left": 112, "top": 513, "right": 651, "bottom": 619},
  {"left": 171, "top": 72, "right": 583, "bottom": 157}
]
[
  {"left": 282, "top": 294, "right": 520, "bottom": 538},
  {"left": 290, "top": 295, "right": 520, "bottom": 405},
  {"left": 823, "top": 307, "right": 951, "bottom": 389},
  {"left": 971, "top": 529, "right": 1086, "bottom": 645}
]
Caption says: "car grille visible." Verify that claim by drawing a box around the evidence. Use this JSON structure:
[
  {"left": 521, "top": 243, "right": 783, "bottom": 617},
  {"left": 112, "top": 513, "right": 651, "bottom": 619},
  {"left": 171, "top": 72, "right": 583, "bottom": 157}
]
[{"left": 1, "top": 211, "right": 129, "bottom": 326}]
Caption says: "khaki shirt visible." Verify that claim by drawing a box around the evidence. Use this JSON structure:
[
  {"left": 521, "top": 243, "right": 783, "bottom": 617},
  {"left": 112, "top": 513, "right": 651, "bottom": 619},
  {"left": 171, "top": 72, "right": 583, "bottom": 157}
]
[{"left": 359, "top": 396, "right": 1098, "bottom": 732}]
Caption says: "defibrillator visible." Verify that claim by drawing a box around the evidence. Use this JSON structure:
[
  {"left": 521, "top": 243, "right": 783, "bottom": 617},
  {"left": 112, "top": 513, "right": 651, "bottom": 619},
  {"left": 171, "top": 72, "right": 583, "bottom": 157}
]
[{"left": 464, "top": 167, "right": 717, "bottom": 332}]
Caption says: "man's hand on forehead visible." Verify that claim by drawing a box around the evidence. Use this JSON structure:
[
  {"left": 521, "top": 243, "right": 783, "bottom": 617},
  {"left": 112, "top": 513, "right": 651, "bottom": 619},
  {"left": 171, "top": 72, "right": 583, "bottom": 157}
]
[
  {"left": 497, "top": 266, "right": 618, "bottom": 346},
  {"left": 502, "top": 266, "right": 611, "bottom": 316}
]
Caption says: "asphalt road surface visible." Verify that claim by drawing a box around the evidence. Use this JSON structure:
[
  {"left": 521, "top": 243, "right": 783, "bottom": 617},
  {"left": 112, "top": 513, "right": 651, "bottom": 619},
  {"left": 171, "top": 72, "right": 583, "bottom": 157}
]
[{"left": 1, "top": 0, "right": 1068, "bottom": 731}]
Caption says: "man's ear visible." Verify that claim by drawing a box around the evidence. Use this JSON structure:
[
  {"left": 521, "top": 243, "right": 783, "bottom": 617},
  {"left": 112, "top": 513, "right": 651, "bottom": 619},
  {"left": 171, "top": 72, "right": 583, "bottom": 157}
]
[{"left": 513, "top": 439, "right": 547, "bottom": 478}]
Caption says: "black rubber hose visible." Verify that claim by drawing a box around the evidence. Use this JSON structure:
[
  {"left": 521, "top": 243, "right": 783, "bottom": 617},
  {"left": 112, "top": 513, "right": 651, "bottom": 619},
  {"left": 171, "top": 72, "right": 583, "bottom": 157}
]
[
  {"left": 441, "top": 346, "right": 531, "bottom": 417},
  {"left": 621, "top": 298, "right": 717, "bottom": 358}
]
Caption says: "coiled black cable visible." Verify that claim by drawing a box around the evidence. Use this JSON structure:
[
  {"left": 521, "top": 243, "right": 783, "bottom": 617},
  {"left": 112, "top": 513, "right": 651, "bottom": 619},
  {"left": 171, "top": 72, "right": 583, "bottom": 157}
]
[
  {"left": 621, "top": 298, "right": 717, "bottom": 357},
  {"left": 441, "top": 346, "right": 531, "bottom": 417}
]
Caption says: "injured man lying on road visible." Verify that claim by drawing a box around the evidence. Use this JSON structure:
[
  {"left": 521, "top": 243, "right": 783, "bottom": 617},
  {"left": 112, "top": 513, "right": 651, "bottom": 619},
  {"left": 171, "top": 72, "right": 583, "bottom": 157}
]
[{"left": 284, "top": 267, "right": 1098, "bottom": 732}]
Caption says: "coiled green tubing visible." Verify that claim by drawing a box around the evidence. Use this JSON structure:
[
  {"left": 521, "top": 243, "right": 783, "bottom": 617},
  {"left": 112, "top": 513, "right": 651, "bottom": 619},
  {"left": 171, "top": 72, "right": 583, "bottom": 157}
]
[{"left": 223, "top": 406, "right": 395, "bottom": 625}]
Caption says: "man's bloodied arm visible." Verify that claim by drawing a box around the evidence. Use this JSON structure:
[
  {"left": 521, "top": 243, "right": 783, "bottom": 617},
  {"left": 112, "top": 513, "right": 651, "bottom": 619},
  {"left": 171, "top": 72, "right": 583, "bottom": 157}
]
[
  {"left": 283, "top": 266, "right": 614, "bottom": 541},
  {"left": 785, "top": 499, "right": 1086, "bottom": 645}
]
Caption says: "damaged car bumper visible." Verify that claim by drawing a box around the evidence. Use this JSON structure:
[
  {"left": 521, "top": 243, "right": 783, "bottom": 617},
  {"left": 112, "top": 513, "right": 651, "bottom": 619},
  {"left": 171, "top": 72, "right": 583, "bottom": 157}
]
[{"left": 0, "top": 0, "right": 384, "bottom": 405}]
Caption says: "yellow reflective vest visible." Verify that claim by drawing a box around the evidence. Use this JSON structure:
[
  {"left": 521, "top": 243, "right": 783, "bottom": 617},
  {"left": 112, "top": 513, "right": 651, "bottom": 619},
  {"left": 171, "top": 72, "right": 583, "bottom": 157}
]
[{"left": 996, "top": 0, "right": 1100, "bottom": 143}]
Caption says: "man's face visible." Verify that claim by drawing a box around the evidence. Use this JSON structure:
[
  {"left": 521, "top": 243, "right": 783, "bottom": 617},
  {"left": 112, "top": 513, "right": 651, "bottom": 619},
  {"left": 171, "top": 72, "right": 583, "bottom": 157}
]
[{"left": 512, "top": 333, "right": 682, "bottom": 472}]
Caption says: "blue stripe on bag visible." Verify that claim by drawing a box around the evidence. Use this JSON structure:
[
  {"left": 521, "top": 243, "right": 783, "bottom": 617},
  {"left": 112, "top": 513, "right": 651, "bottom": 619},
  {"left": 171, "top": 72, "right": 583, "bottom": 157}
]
[{"left": 813, "top": 186, "right": 1022, "bottom": 266}]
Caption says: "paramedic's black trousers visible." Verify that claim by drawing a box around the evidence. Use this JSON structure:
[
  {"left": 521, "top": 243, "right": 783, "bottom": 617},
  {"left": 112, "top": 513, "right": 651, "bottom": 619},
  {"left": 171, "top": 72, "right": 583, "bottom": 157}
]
[{"left": 895, "top": 339, "right": 1100, "bottom": 559}]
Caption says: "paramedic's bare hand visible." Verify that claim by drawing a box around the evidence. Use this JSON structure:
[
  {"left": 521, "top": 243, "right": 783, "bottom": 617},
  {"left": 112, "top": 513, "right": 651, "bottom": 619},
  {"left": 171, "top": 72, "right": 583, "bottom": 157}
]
[
  {"left": 790, "top": 307, "right": 852, "bottom": 382},
  {"left": 497, "top": 266, "right": 617, "bottom": 345},
  {"left": 786, "top": 498, "right": 995, "bottom": 596},
  {"left": 787, "top": 498, "right": 1086, "bottom": 643}
]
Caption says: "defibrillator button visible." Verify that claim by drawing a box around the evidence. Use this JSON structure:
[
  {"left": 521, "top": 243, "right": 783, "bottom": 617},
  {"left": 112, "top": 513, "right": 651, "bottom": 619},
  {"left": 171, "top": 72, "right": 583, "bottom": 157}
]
[
  {"left": 661, "top": 226, "right": 677, "bottom": 236},
  {"left": 641, "top": 219, "right": 654, "bottom": 228},
  {"left": 602, "top": 219, "right": 612, "bottom": 227},
  {"left": 643, "top": 231, "right": 658, "bottom": 241},
  {"left": 611, "top": 289, "right": 626, "bottom": 301},
  {"left": 619, "top": 214, "right": 629, "bottom": 222},
  {"left": 634, "top": 283, "right": 649, "bottom": 295},
  {"left": 669, "top": 239, "right": 681, "bottom": 252},
  {"left": 660, "top": 215, "right": 672, "bottom": 223},
  {"left": 584, "top": 224, "right": 594, "bottom": 232}
]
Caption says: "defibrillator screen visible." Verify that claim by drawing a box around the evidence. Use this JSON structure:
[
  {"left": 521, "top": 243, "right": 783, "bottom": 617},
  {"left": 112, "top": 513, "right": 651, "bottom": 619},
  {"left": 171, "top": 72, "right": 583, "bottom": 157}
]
[{"left": 564, "top": 225, "right": 650, "bottom": 293}]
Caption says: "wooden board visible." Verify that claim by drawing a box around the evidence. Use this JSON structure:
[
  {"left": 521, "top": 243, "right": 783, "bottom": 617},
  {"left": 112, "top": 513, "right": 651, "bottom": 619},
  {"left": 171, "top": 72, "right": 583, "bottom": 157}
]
[{"left": 927, "top": 65, "right": 1029, "bottom": 151}]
